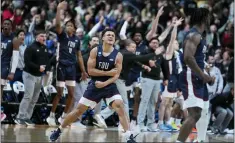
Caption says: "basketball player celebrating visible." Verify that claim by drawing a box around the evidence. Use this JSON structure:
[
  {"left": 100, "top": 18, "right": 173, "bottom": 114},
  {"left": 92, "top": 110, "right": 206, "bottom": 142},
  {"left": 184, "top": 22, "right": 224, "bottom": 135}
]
[
  {"left": 50, "top": 28, "right": 137, "bottom": 143},
  {"left": 176, "top": 8, "right": 215, "bottom": 142},
  {"left": 46, "top": 1, "right": 88, "bottom": 126},
  {"left": 1, "top": 19, "right": 20, "bottom": 121}
]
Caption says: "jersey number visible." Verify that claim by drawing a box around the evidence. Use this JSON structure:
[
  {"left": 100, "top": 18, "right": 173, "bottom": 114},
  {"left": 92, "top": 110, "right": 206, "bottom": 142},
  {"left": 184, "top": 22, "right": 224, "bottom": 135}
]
[{"left": 69, "top": 48, "right": 72, "bottom": 53}]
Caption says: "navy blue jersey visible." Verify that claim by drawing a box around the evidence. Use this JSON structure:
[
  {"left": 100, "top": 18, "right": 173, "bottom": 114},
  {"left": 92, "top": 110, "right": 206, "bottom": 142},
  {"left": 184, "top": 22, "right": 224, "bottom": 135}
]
[
  {"left": 1, "top": 33, "right": 14, "bottom": 65},
  {"left": 91, "top": 45, "right": 119, "bottom": 82},
  {"left": 130, "top": 40, "right": 148, "bottom": 74},
  {"left": 181, "top": 28, "right": 207, "bottom": 70},
  {"left": 57, "top": 31, "right": 80, "bottom": 66}
]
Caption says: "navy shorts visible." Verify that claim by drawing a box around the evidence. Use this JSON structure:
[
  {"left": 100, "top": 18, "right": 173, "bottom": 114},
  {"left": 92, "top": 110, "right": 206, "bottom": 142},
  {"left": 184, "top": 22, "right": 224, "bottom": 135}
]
[
  {"left": 56, "top": 64, "right": 76, "bottom": 87},
  {"left": 125, "top": 72, "right": 140, "bottom": 87},
  {"left": 167, "top": 74, "right": 179, "bottom": 93},
  {"left": 1, "top": 64, "right": 10, "bottom": 85},
  {"left": 79, "top": 80, "right": 122, "bottom": 109}
]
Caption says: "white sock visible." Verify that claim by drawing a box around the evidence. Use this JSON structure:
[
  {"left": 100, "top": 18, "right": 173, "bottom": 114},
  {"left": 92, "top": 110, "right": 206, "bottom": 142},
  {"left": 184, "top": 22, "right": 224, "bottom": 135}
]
[
  {"left": 58, "top": 125, "right": 63, "bottom": 131},
  {"left": 166, "top": 120, "right": 171, "bottom": 125},
  {"left": 175, "top": 119, "right": 182, "bottom": 125},
  {"left": 50, "top": 112, "right": 55, "bottom": 117},
  {"left": 169, "top": 117, "right": 175, "bottom": 124},
  {"left": 158, "top": 120, "right": 164, "bottom": 125},
  {"left": 196, "top": 108, "right": 209, "bottom": 142},
  {"left": 62, "top": 112, "right": 67, "bottom": 118}
]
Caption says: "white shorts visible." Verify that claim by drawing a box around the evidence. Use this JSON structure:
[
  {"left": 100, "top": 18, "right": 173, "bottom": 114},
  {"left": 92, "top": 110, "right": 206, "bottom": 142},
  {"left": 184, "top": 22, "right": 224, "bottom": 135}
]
[{"left": 161, "top": 85, "right": 177, "bottom": 98}]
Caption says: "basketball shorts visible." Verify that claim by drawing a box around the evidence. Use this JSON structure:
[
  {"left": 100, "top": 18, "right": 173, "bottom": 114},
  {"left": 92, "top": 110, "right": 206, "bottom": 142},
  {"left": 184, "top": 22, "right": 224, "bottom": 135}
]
[
  {"left": 167, "top": 74, "right": 180, "bottom": 93},
  {"left": 79, "top": 80, "right": 122, "bottom": 109},
  {"left": 179, "top": 68, "right": 209, "bottom": 110},
  {"left": 56, "top": 63, "right": 76, "bottom": 87},
  {"left": 125, "top": 72, "right": 141, "bottom": 88},
  {"left": 1, "top": 63, "right": 10, "bottom": 85}
]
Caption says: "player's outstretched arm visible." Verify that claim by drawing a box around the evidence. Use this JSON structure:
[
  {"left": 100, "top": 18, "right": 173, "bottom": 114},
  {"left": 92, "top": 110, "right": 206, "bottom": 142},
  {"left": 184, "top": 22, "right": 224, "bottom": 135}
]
[
  {"left": 102, "top": 52, "right": 123, "bottom": 86},
  {"left": 165, "top": 17, "right": 183, "bottom": 60},
  {"left": 56, "top": 1, "right": 67, "bottom": 34}
]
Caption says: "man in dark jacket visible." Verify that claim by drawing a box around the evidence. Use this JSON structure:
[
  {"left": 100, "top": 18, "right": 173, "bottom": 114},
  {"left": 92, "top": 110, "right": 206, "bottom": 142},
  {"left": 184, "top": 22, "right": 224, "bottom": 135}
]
[
  {"left": 210, "top": 87, "right": 234, "bottom": 134},
  {"left": 15, "top": 29, "right": 51, "bottom": 126}
]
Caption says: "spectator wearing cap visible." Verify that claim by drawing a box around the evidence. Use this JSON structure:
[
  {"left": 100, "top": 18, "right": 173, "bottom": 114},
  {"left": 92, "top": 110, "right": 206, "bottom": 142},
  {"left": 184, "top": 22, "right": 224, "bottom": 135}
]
[{"left": 14, "top": 30, "right": 51, "bottom": 126}]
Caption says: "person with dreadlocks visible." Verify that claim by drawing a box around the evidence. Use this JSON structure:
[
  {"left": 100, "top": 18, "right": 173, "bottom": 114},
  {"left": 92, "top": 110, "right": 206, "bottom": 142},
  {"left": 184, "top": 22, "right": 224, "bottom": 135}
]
[{"left": 176, "top": 8, "right": 215, "bottom": 142}]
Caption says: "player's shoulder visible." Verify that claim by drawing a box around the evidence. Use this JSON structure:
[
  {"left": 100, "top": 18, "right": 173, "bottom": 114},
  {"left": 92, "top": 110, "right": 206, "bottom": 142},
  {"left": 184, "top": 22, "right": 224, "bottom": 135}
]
[{"left": 185, "top": 32, "right": 201, "bottom": 44}]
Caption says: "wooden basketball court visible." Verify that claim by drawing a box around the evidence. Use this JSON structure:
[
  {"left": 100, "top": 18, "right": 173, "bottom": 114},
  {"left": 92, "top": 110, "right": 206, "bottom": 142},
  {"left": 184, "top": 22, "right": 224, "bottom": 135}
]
[{"left": 1, "top": 124, "right": 233, "bottom": 142}]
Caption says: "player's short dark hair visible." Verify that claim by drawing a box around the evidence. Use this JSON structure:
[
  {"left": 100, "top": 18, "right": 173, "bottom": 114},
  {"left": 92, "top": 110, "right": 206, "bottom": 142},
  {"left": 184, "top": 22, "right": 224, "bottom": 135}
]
[
  {"left": 101, "top": 28, "right": 116, "bottom": 38},
  {"left": 65, "top": 19, "right": 77, "bottom": 29},
  {"left": 16, "top": 29, "right": 25, "bottom": 37},
  {"left": 190, "top": 8, "right": 210, "bottom": 26},
  {"left": 3, "top": 19, "right": 13, "bottom": 26}
]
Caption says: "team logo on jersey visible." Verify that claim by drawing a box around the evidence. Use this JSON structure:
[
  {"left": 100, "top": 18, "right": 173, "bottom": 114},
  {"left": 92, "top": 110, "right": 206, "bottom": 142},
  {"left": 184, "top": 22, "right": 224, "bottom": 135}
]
[
  {"left": 8, "top": 40, "right": 11, "bottom": 42},
  {"left": 37, "top": 49, "right": 39, "bottom": 52},
  {"left": 45, "top": 49, "right": 47, "bottom": 52},
  {"left": 109, "top": 59, "right": 114, "bottom": 61},
  {"left": 75, "top": 40, "right": 78, "bottom": 42}
]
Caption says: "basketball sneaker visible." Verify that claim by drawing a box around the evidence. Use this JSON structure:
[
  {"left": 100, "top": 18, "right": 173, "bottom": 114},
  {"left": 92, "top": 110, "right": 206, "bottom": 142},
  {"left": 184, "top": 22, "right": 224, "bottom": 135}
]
[
  {"left": 24, "top": 119, "right": 35, "bottom": 126},
  {"left": 158, "top": 124, "right": 171, "bottom": 131},
  {"left": 147, "top": 123, "right": 159, "bottom": 132},
  {"left": 93, "top": 114, "right": 107, "bottom": 128},
  {"left": 171, "top": 123, "right": 180, "bottom": 131},
  {"left": 46, "top": 116, "right": 56, "bottom": 126},
  {"left": 1, "top": 113, "right": 6, "bottom": 122},
  {"left": 14, "top": 118, "right": 26, "bottom": 125},
  {"left": 50, "top": 128, "right": 61, "bottom": 141}
]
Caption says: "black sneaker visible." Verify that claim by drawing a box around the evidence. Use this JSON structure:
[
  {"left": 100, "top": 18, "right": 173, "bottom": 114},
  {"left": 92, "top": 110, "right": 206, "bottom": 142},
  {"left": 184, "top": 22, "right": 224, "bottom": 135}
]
[
  {"left": 219, "top": 130, "right": 227, "bottom": 135},
  {"left": 14, "top": 118, "right": 26, "bottom": 125},
  {"left": 127, "top": 134, "right": 138, "bottom": 143},
  {"left": 50, "top": 128, "right": 62, "bottom": 141},
  {"left": 210, "top": 126, "right": 219, "bottom": 134},
  {"left": 24, "top": 119, "right": 35, "bottom": 126}
]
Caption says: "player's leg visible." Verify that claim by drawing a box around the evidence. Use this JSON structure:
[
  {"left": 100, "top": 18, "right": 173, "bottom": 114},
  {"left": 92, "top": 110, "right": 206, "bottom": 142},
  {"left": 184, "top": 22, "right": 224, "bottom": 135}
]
[
  {"left": 112, "top": 99, "right": 129, "bottom": 131},
  {"left": 133, "top": 86, "right": 141, "bottom": 121},
  {"left": 196, "top": 107, "right": 210, "bottom": 142},
  {"left": 50, "top": 103, "right": 89, "bottom": 141},
  {"left": 1, "top": 65, "right": 9, "bottom": 122},
  {"left": 47, "top": 64, "right": 65, "bottom": 126},
  {"left": 164, "top": 97, "right": 174, "bottom": 125},
  {"left": 59, "top": 65, "right": 77, "bottom": 123},
  {"left": 158, "top": 95, "right": 170, "bottom": 130},
  {"left": 50, "top": 84, "right": 101, "bottom": 141},
  {"left": 71, "top": 82, "right": 86, "bottom": 128},
  {"left": 177, "top": 107, "right": 202, "bottom": 142}
]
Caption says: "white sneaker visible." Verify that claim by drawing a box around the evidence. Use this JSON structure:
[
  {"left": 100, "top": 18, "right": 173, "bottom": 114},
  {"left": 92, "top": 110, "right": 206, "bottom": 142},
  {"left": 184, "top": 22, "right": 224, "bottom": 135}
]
[
  {"left": 147, "top": 123, "right": 159, "bottom": 132},
  {"left": 71, "top": 121, "right": 86, "bottom": 129},
  {"left": 58, "top": 116, "right": 64, "bottom": 124},
  {"left": 118, "top": 123, "right": 124, "bottom": 132},
  {"left": 46, "top": 116, "right": 56, "bottom": 126},
  {"left": 130, "top": 120, "right": 136, "bottom": 131},
  {"left": 93, "top": 114, "right": 107, "bottom": 128},
  {"left": 139, "top": 124, "right": 147, "bottom": 132}
]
